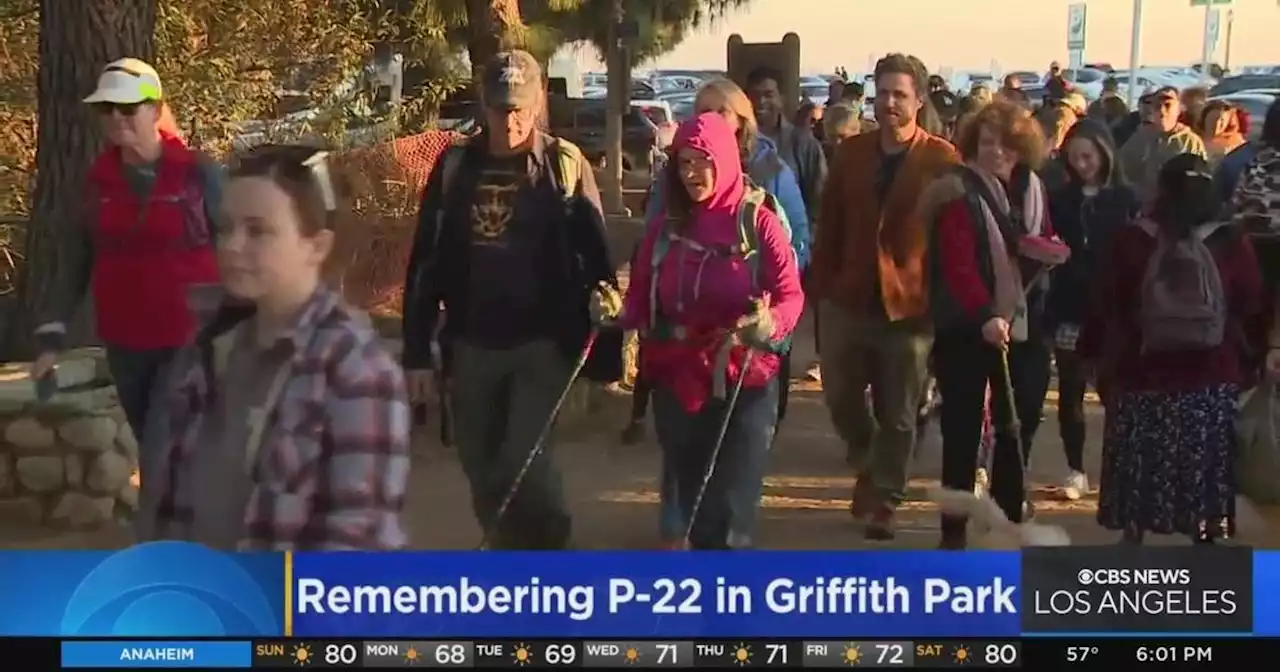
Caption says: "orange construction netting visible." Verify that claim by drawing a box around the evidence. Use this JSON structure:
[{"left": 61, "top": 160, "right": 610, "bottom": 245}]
[{"left": 329, "top": 130, "right": 461, "bottom": 314}]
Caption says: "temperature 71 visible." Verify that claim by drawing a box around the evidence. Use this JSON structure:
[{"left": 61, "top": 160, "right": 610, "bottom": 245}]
[{"left": 1066, "top": 646, "right": 1100, "bottom": 662}]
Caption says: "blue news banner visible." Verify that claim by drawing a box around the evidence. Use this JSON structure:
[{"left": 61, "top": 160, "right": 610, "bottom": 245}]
[{"left": 0, "top": 542, "right": 1277, "bottom": 667}]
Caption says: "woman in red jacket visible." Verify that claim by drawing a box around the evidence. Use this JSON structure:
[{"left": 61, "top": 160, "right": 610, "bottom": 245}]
[
  {"left": 30, "top": 58, "right": 222, "bottom": 447},
  {"left": 924, "top": 101, "right": 1066, "bottom": 549},
  {"left": 1079, "top": 153, "right": 1266, "bottom": 545}
]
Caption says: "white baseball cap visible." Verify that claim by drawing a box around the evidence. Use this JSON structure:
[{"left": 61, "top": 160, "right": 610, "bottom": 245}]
[{"left": 83, "top": 58, "right": 163, "bottom": 105}]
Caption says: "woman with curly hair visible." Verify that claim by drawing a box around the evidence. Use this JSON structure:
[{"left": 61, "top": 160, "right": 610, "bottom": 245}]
[{"left": 922, "top": 101, "right": 1066, "bottom": 549}]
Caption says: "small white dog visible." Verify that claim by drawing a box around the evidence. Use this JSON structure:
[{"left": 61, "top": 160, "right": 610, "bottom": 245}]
[
  {"left": 929, "top": 487, "right": 1072, "bottom": 549},
  {"left": 930, "top": 487, "right": 1269, "bottom": 547}
]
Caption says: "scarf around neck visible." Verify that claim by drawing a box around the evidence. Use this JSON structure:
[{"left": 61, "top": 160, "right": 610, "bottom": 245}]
[{"left": 964, "top": 162, "right": 1047, "bottom": 340}]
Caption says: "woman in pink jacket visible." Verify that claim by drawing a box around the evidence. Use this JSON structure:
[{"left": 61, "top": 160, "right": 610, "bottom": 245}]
[{"left": 618, "top": 113, "right": 804, "bottom": 550}]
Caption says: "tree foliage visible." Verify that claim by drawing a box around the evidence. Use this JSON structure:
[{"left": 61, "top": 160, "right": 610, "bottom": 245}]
[
  {"left": 523, "top": 0, "right": 751, "bottom": 66},
  {"left": 0, "top": 0, "right": 38, "bottom": 219}
]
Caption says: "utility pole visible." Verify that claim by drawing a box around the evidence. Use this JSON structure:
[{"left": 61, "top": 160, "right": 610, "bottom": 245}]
[
  {"left": 602, "top": 0, "right": 626, "bottom": 215},
  {"left": 1200, "top": 3, "right": 1215, "bottom": 83},
  {"left": 1127, "top": 0, "right": 1143, "bottom": 108},
  {"left": 1224, "top": 9, "right": 1235, "bottom": 74}
]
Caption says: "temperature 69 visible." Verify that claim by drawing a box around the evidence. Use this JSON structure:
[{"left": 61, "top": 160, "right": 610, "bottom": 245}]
[{"left": 608, "top": 578, "right": 704, "bottom": 614}]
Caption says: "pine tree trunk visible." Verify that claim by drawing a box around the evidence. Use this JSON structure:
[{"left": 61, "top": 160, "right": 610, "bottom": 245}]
[
  {"left": 465, "top": 0, "right": 549, "bottom": 130},
  {"left": 4, "top": 0, "right": 156, "bottom": 359},
  {"left": 464, "top": 0, "right": 525, "bottom": 81}
]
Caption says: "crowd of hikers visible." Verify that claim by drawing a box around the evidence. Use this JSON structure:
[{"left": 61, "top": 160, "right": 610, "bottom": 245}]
[{"left": 25, "top": 50, "right": 1280, "bottom": 551}]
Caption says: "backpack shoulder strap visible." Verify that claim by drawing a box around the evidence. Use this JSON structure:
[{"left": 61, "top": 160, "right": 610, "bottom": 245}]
[
  {"left": 436, "top": 144, "right": 466, "bottom": 200},
  {"left": 738, "top": 188, "right": 767, "bottom": 284},
  {"left": 759, "top": 189, "right": 793, "bottom": 241},
  {"left": 552, "top": 137, "right": 584, "bottom": 200}
]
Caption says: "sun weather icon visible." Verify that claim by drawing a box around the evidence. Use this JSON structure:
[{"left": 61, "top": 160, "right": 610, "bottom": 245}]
[
  {"left": 513, "top": 643, "right": 533, "bottom": 666},
  {"left": 623, "top": 647, "right": 640, "bottom": 664},
  {"left": 953, "top": 645, "right": 972, "bottom": 664},
  {"left": 733, "top": 642, "right": 752, "bottom": 666},
  {"left": 842, "top": 643, "right": 861, "bottom": 665},
  {"left": 404, "top": 646, "right": 421, "bottom": 664},
  {"left": 292, "top": 643, "right": 312, "bottom": 666}
]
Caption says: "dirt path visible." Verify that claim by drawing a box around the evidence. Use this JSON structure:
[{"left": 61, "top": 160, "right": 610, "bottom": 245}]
[
  {"left": 5, "top": 311, "right": 1278, "bottom": 550},
  {"left": 402, "top": 310, "right": 1280, "bottom": 550}
]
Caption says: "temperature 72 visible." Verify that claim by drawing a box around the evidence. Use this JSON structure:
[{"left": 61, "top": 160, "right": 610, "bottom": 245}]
[{"left": 1067, "top": 646, "right": 1100, "bottom": 662}]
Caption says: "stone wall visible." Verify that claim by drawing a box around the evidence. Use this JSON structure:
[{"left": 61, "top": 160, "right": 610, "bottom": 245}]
[{"left": 0, "top": 349, "right": 139, "bottom": 529}]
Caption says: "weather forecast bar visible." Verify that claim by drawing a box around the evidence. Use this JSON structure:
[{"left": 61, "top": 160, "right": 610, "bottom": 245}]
[{"left": 13, "top": 637, "right": 1269, "bottom": 668}]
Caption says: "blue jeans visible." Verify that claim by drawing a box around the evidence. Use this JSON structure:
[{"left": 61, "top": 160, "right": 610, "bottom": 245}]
[
  {"left": 106, "top": 345, "right": 178, "bottom": 452},
  {"left": 653, "top": 379, "right": 779, "bottom": 549},
  {"left": 107, "top": 345, "right": 178, "bottom": 526}
]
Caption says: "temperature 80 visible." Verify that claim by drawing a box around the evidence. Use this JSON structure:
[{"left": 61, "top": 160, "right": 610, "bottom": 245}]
[
  {"left": 984, "top": 644, "right": 1018, "bottom": 665},
  {"left": 1066, "top": 646, "right": 1100, "bottom": 662}
]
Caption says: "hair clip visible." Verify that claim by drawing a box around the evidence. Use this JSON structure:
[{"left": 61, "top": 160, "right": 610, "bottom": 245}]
[{"left": 301, "top": 151, "right": 337, "bottom": 212}]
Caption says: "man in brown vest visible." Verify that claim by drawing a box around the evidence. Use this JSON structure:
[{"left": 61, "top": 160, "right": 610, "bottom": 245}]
[{"left": 811, "top": 54, "right": 959, "bottom": 540}]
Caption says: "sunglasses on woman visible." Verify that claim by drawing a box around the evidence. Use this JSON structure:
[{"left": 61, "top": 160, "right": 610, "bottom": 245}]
[{"left": 94, "top": 102, "right": 146, "bottom": 117}]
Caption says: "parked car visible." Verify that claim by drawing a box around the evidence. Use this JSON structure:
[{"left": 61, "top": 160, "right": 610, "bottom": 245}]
[
  {"left": 800, "top": 77, "right": 830, "bottom": 106},
  {"left": 652, "top": 75, "right": 703, "bottom": 95},
  {"left": 1211, "top": 75, "right": 1280, "bottom": 97},
  {"left": 1062, "top": 68, "right": 1109, "bottom": 100},
  {"left": 1007, "top": 71, "right": 1042, "bottom": 88},
  {"left": 548, "top": 98, "right": 659, "bottom": 178},
  {"left": 636, "top": 80, "right": 661, "bottom": 100},
  {"left": 632, "top": 100, "right": 676, "bottom": 147},
  {"left": 662, "top": 92, "right": 697, "bottom": 122}
]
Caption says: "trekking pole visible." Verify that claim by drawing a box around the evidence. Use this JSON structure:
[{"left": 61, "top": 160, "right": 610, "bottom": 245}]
[
  {"left": 430, "top": 340, "right": 453, "bottom": 448},
  {"left": 681, "top": 348, "right": 754, "bottom": 550},
  {"left": 679, "top": 305, "right": 771, "bottom": 549},
  {"left": 997, "top": 345, "right": 1033, "bottom": 514},
  {"left": 426, "top": 309, "right": 453, "bottom": 448},
  {"left": 477, "top": 327, "right": 601, "bottom": 550}
]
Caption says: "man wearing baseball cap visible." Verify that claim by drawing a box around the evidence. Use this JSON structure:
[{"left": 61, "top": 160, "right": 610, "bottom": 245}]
[
  {"left": 1118, "top": 85, "right": 1207, "bottom": 203},
  {"left": 402, "top": 50, "right": 621, "bottom": 550}
]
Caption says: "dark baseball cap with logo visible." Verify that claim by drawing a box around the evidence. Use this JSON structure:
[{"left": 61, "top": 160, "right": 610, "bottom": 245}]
[{"left": 483, "top": 50, "right": 543, "bottom": 110}]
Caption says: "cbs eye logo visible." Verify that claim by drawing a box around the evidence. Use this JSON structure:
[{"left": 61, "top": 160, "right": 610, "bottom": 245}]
[{"left": 59, "top": 542, "right": 280, "bottom": 637}]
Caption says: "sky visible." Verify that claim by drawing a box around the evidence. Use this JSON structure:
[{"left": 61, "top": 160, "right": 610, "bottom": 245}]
[{"left": 562, "top": 0, "right": 1280, "bottom": 75}]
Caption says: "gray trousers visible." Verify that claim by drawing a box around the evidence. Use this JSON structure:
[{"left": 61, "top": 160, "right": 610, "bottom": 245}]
[
  {"left": 818, "top": 301, "right": 933, "bottom": 506},
  {"left": 451, "top": 339, "right": 574, "bottom": 549}
]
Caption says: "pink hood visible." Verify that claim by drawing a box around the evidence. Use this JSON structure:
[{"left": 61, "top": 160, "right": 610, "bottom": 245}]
[{"left": 672, "top": 112, "right": 746, "bottom": 214}]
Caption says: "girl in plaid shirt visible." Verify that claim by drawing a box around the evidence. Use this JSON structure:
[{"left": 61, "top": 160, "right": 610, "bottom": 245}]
[{"left": 138, "top": 145, "right": 411, "bottom": 550}]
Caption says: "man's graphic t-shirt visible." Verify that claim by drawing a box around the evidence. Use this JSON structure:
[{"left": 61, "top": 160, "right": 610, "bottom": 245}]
[
  {"left": 463, "top": 153, "right": 547, "bottom": 348},
  {"left": 470, "top": 156, "right": 522, "bottom": 246}
]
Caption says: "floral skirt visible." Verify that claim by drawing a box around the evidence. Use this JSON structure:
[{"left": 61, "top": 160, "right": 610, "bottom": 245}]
[{"left": 1097, "top": 384, "right": 1239, "bottom": 540}]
